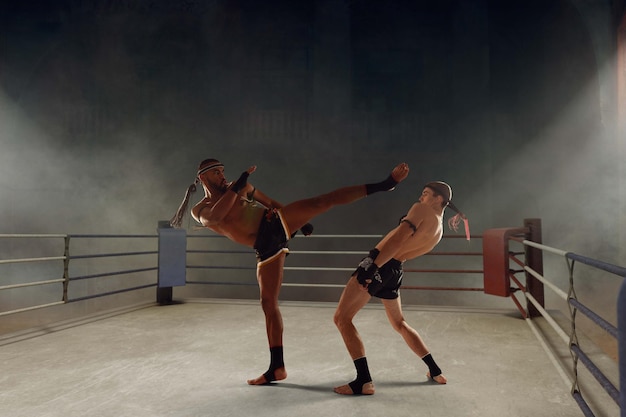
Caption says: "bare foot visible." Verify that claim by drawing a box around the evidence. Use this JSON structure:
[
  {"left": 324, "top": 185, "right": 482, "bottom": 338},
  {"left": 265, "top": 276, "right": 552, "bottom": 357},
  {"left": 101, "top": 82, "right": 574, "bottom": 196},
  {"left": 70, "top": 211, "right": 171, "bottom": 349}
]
[
  {"left": 246, "top": 367, "right": 287, "bottom": 385},
  {"left": 427, "top": 372, "right": 447, "bottom": 384},
  {"left": 391, "top": 163, "right": 410, "bottom": 184},
  {"left": 333, "top": 381, "right": 375, "bottom": 395}
]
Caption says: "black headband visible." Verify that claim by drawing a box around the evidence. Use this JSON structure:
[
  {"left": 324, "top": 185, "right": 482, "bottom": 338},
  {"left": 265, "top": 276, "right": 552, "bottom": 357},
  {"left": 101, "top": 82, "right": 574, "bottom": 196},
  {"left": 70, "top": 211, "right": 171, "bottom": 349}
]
[{"left": 197, "top": 162, "right": 224, "bottom": 177}]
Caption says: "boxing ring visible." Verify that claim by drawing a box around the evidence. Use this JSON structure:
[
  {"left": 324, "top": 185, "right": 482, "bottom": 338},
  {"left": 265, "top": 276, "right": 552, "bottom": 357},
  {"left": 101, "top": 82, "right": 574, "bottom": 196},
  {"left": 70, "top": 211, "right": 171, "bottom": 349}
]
[{"left": 0, "top": 219, "right": 623, "bottom": 417}]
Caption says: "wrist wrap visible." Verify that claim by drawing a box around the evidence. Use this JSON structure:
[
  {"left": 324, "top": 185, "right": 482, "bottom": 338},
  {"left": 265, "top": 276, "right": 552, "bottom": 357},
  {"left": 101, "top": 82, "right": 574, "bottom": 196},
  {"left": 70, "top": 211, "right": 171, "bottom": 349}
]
[
  {"left": 356, "top": 248, "right": 380, "bottom": 287},
  {"left": 231, "top": 171, "right": 250, "bottom": 193}
]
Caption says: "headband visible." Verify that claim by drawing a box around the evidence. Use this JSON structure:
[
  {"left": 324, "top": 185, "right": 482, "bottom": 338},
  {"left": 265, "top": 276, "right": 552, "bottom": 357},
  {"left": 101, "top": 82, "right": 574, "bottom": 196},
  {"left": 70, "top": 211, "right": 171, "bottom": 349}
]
[
  {"left": 197, "top": 162, "right": 224, "bottom": 177},
  {"left": 424, "top": 181, "right": 470, "bottom": 241},
  {"left": 425, "top": 181, "right": 452, "bottom": 203}
]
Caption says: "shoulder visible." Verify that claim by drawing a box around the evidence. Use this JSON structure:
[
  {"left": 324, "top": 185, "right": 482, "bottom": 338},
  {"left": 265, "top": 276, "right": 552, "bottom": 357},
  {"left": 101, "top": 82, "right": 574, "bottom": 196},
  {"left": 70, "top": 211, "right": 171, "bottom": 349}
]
[
  {"left": 407, "top": 203, "right": 433, "bottom": 216},
  {"left": 191, "top": 198, "right": 213, "bottom": 222},
  {"left": 406, "top": 203, "right": 440, "bottom": 224}
]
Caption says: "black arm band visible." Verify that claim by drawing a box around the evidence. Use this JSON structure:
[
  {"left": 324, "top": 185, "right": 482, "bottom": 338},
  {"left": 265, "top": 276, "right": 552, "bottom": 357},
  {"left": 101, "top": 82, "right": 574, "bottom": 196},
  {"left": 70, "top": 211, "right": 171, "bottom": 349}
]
[
  {"left": 400, "top": 219, "right": 417, "bottom": 234},
  {"left": 231, "top": 171, "right": 250, "bottom": 193}
]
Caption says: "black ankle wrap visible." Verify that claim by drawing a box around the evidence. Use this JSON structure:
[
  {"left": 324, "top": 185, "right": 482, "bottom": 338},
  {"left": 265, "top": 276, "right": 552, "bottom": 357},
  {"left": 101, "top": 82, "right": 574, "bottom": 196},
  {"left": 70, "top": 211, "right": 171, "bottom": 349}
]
[
  {"left": 348, "top": 357, "right": 372, "bottom": 394},
  {"left": 262, "top": 346, "right": 284, "bottom": 383},
  {"left": 365, "top": 175, "right": 398, "bottom": 195},
  {"left": 422, "top": 353, "right": 442, "bottom": 377}
]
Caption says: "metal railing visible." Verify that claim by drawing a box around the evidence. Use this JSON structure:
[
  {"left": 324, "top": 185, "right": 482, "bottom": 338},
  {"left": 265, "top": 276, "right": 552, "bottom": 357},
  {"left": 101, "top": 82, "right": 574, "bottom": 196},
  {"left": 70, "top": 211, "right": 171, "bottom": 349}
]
[
  {"left": 2, "top": 223, "right": 623, "bottom": 416},
  {"left": 1, "top": 229, "right": 485, "bottom": 318},
  {"left": 502, "top": 230, "right": 624, "bottom": 417},
  {"left": 0, "top": 233, "right": 158, "bottom": 317},
  {"left": 185, "top": 233, "right": 485, "bottom": 292}
]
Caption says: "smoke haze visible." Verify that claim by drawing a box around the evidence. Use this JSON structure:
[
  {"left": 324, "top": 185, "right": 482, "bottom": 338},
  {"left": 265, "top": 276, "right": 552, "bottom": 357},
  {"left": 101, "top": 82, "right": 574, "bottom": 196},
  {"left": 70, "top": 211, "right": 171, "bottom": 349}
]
[{"left": 0, "top": 1, "right": 624, "bottom": 350}]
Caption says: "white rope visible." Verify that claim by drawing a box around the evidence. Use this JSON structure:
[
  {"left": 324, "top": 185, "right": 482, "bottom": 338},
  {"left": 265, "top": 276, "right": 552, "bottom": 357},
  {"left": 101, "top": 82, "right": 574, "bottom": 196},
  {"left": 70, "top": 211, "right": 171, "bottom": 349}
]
[
  {"left": 522, "top": 239, "right": 568, "bottom": 257},
  {"left": 292, "top": 234, "right": 383, "bottom": 238},
  {"left": 0, "top": 301, "right": 65, "bottom": 317},
  {"left": 281, "top": 283, "right": 346, "bottom": 288},
  {"left": 0, "top": 256, "right": 67, "bottom": 265},
  {"left": 524, "top": 265, "right": 569, "bottom": 301},
  {"left": 0, "top": 234, "right": 67, "bottom": 238},
  {"left": 283, "top": 266, "right": 354, "bottom": 272},
  {"left": 288, "top": 250, "right": 365, "bottom": 255},
  {"left": 525, "top": 317, "right": 573, "bottom": 389},
  {"left": 526, "top": 292, "right": 570, "bottom": 345},
  {"left": 0, "top": 279, "right": 65, "bottom": 291}
]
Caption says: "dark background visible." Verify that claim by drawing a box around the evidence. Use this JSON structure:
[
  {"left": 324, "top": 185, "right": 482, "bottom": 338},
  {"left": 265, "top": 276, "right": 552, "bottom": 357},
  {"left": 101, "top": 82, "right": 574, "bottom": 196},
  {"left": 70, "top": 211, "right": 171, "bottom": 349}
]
[
  {"left": 1, "top": 0, "right": 623, "bottom": 243},
  {"left": 1, "top": 0, "right": 625, "bottom": 351},
  {"left": 0, "top": 0, "right": 621, "bottom": 241}
]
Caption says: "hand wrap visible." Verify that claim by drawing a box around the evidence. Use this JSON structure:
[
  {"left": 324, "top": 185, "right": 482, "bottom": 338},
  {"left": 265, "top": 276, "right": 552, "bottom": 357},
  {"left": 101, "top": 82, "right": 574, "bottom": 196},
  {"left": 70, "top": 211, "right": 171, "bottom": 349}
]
[
  {"left": 230, "top": 171, "right": 250, "bottom": 193},
  {"left": 357, "top": 248, "right": 381, "bottom": 287}
]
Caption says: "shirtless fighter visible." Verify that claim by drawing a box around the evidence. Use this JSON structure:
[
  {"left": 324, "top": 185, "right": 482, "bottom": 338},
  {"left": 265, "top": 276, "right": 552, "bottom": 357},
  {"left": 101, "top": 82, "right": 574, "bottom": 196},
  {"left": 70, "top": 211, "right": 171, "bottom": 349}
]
[
  {"left": 333, "top": 181, "right": 470, "bottom": 395},
  {"left": 170, "top": 159, "right": 409, "bottom": 385}
]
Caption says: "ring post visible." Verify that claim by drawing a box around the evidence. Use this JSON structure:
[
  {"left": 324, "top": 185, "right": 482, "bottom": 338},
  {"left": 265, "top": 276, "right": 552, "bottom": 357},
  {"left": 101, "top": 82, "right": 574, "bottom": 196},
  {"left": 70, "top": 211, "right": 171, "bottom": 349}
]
[
  {"left": 157, "top": 220, "right": 186, "bottom": 305},
  {"left": 524, "top": 218, "right": 544, "bottom": 317},
  {"left": 483, "top": 227, "right": 527, "bottom": 297}
]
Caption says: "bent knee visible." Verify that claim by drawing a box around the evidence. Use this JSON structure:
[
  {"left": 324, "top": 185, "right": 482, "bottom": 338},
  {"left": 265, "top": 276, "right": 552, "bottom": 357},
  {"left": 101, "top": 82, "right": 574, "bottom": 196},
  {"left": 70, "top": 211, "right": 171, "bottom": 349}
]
[
  {"left": 389, "top": 319, "right": 407, "bottom": 333},
  {"left": 333, "top": 311, "right": 352, "bottom": 330},
  {"left": 333, "top": 312, "right": 344, "bottom": 328}
]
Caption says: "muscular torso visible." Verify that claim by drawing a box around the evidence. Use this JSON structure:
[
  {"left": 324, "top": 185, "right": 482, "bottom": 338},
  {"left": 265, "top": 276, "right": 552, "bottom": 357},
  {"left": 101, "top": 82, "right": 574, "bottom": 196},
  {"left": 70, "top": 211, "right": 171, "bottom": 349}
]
[
  {"left": 377, "top": 203, "right": 443, "bottom": 262},
  {"left": 192, "top": 193, "right": 266, "bottom": 247}
]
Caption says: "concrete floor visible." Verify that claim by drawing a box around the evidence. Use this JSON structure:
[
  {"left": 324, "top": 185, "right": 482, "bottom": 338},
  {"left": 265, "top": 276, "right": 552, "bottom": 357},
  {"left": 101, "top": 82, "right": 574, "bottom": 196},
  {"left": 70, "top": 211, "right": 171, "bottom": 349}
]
[{"left": 0, "top": 299, "right": 618, "bottom": 417}]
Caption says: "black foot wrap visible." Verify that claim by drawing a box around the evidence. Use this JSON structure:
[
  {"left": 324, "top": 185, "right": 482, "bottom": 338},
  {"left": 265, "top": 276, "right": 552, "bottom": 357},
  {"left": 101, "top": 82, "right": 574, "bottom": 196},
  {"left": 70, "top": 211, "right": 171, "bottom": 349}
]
[
  {"left": 261, "top": 346, "right": 284, "bottom": 384},
  {"left": 348, "top": 379, "right": 372, "bottom": 395},
  {"left": 365, "top": 175, "right": 398, "bottom": 195},
  {"left": 262, "top": 369, "right": 277, "bottom": 384},
  {"left": 422, "top": 353, "right": 442, "bottom": 378},
  {"left": 348, "top": 357, "right": 372, "bottom": 394}
]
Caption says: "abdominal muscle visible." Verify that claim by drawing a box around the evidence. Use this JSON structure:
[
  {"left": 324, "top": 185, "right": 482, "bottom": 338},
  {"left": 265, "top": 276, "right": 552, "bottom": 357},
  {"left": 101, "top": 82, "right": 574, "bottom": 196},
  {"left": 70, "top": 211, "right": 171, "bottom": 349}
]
[{"left": 207, "top": 199, "right": 266, "bottom": 248}]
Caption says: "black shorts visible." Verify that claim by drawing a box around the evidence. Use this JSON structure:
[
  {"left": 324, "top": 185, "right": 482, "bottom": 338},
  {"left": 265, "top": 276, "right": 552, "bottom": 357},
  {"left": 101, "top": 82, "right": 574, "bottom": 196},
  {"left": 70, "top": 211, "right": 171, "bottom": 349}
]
[
  {"left": 253, "top": 209, "right": 290, "bottom": 264},
  {"left": 355, "top": 256, "right": 404, "bottom": 300}
]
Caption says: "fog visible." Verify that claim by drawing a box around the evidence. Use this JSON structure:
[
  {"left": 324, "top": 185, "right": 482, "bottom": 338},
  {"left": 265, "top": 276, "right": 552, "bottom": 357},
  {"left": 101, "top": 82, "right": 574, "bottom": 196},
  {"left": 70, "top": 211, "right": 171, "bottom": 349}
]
[{"left": 0, "top": 0, "right": 624, "bottom": 348}]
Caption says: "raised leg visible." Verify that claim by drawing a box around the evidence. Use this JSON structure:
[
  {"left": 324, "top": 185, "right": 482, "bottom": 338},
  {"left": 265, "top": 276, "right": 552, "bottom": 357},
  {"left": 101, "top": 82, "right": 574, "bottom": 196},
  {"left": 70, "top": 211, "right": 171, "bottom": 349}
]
[{"left": 282, "top": 163, "right": 409, "bottom": 233}]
